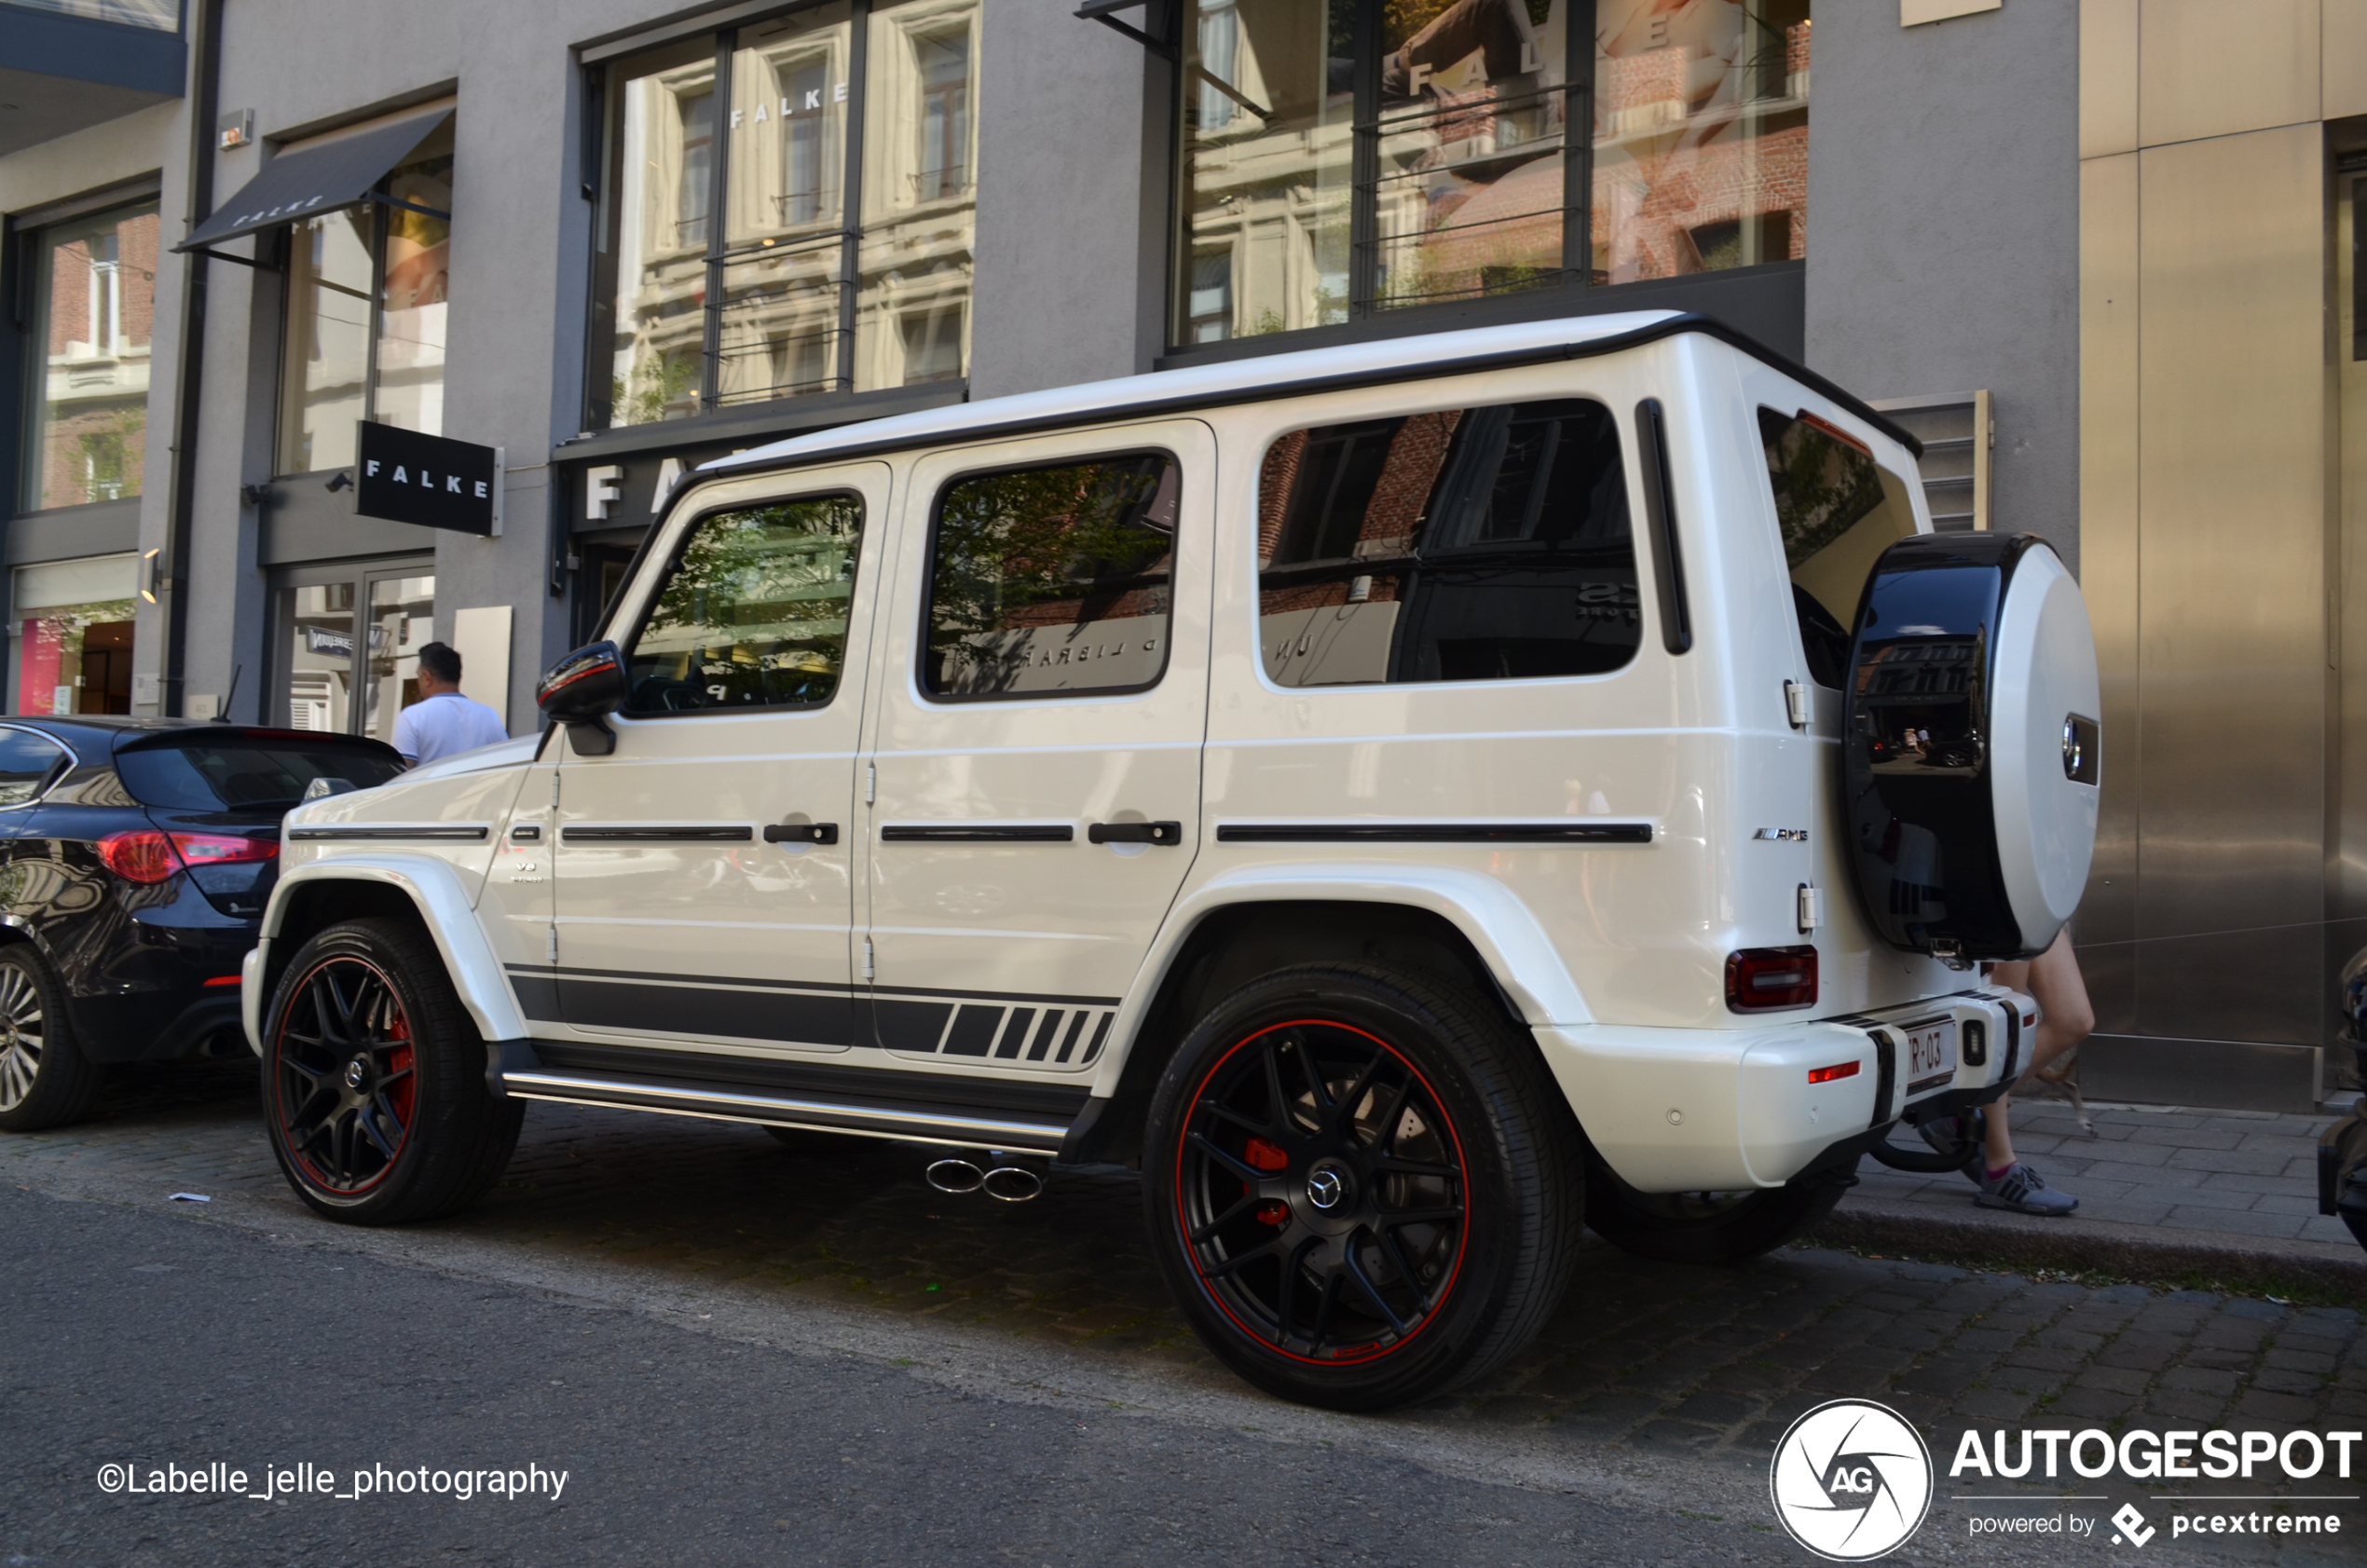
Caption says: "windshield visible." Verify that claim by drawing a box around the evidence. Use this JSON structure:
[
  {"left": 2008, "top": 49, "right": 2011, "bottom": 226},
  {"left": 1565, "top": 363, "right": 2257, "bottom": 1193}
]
[{"left": 116, "top": 737, "right": 404, "bottom": 811}]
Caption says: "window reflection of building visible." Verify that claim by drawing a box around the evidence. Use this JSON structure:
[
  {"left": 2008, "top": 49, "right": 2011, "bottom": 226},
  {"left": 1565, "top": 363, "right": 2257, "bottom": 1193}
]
[
  {"left": 25, "top": 200, "right": 157, "bottom": 512},
  {"left": 598, "top": 0, "right": 978, "bottom": 430},
  {"left": 1173, "top": 0, "right": 1810, "bottom": 342},
  {"left": 11, "top": 555, "right": 138, "bottom": 716}
]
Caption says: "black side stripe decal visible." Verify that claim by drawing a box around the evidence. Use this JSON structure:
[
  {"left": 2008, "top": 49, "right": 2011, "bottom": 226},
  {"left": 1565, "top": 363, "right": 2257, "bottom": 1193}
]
[
  {"left": 289, "top": 825, "right": 490, "bottom": 842},
  {"left": 881, "top": 824, "right": 1074, "bottom": 843},
  {"left": 562, "top": 825, "right": 755, "bottom": 842},
  {"left": 1216, "top": 823, "right": 1653, "bottom": 845}
]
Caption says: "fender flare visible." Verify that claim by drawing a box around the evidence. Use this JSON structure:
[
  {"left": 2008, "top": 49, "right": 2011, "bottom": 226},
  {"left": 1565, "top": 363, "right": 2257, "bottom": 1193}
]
[
  {"left": 1087, "top": 862, "right": 1593, "bottom": 1097},
  {"left": 245, "top": 856, "right": 528, "bottom": 1053}
]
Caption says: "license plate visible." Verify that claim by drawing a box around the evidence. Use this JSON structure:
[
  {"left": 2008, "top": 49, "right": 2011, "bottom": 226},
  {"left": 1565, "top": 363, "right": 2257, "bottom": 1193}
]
[{"left": 1902, "top": 1018, "right": 1957, "bottom": 1095}]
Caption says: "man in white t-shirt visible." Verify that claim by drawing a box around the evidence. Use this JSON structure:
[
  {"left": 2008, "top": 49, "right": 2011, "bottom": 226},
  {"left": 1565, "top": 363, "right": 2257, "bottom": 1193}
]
[{"left": 391, "top": 642, "right": 510, "bottom": 766}]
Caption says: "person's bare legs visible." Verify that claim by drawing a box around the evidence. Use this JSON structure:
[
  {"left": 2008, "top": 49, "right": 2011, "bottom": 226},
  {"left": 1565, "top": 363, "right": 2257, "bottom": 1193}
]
[{"left": 1983, "top": 929, "right": 2096, "bottom": 1171}]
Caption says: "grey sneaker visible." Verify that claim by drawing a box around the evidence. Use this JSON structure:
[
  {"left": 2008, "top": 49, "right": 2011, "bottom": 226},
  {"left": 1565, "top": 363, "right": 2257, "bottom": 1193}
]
[{"left": 1976, "top": 1162, "right": 2077, "bottom": 1216}]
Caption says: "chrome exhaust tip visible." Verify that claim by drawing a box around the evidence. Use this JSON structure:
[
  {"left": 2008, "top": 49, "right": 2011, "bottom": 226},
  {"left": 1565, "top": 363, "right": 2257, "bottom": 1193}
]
[
  {"left": 924, "top": 1158, "right": 985, "bottom": 1194},
  {"left": 980, "top": 1165, "right": 1044, "bottom": 1203}
]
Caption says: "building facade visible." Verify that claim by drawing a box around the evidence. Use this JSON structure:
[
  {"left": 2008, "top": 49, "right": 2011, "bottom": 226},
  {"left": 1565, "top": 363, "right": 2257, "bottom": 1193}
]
[{"left": 0, "top": 0, "right": 2350, "bottom": 1111}]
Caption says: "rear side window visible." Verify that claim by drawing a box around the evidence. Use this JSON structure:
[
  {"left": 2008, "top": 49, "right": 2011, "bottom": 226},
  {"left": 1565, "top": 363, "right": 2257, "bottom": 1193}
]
[
  {"left": 116, "top": 739, "right": 404, "bottom": 811},
  {"left": 1759, "top": 409, "right": 1920, "bottom": 687},
  {"left": 624, "top": 497, "right": 864, "bottom": 715},
  {"left": 0, "top": 729, "right": 66, "bottom": 807},
  {"left": 923, "top": 454, "right": 1179, "bottom": 699},
  {"left": 1256, "top": 399, "right": 1636, "bottom": 687}
]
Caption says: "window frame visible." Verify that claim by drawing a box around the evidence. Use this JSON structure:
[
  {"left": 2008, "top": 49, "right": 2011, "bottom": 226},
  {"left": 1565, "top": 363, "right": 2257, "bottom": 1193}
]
[
  {"left": 14, "top": 190, "right": 163, "bottom": 515},
  {"left": 581, "top": 0, "right": 980, "bottom": 434},
  {"left": 916, "top": 446, "right": 1184, "bottom": 706},
  {"left": 271, "top": 151, "right": 455, "bottom": 480},
  {"left": 1164, "top": 0, "right": 1811, "bottom": 357},
  {"left": 614, "top": 489, "right": 870, "bottom": 720},
  {"left": 1247, "top": 394, "right": 1647, "bottom": 694}
]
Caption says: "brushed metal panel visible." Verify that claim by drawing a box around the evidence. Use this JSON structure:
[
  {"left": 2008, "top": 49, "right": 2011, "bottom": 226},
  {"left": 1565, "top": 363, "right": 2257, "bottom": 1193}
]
[
  {"left": 2338, "top": 176, "right": 2367, "bottom": 947},
  {"left": 2080, "top": 1034, "right": 2323, "bottom": 1111},
  {"left": 2080, "top": 154, "right": 2141, "bottom": 954},
  {"left": 2327, "top": 0, "right": 2367, "bottom": 121},
  {"left": 2138, "top": 0, "right": 2318, "bottom": 147},
  {"left": 2134, "top": 125, "right": 2327, "bottom": 1045},
  {"left": 2080, "top": 0, "right": 2139, "bottom": 159},
  {"left": 2074, "top": 935, "right": 2138, "bottom": 1037}
]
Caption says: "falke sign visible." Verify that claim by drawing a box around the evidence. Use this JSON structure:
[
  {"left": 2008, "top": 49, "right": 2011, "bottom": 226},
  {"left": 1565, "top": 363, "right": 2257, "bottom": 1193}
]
[{"left": 354, "top": 422, "right": 502, "bottom": 536}]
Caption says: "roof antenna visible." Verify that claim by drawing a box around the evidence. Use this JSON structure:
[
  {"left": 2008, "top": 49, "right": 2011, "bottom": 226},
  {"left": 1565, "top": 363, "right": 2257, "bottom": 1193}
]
[{"left": 214, "top": 662, "right": 241, "bottom": 723}]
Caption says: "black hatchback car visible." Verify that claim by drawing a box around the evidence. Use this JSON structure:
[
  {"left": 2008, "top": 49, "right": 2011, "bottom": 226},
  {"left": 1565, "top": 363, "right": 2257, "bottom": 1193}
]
[{"left": 0, "top": 718, "right": 404, "bottom": 1131}]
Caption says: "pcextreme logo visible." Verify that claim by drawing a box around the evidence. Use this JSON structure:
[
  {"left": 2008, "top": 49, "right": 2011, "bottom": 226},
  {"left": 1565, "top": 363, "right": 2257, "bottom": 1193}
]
[{"left": 1769, "top": 1398, "right": 1936, "bottom": 1561}]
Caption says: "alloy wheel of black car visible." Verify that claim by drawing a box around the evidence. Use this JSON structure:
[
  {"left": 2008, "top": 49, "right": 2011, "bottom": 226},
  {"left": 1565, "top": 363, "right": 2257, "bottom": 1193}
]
[
  {"left": 0, "top": 945, "right": 101, "bottom": 1133},
  {"left": 1175, "top": 1018, "right": 1469, "bottom": 1364},
  {"left": 271, "top": 953, "right": 418, "bottom": 1195},
  {"left": 1144, "top": 963, "right": 1581, "bottom": 1411},
  {"left": 263, "top": 919, "right": 523, "bottom": 1225}
]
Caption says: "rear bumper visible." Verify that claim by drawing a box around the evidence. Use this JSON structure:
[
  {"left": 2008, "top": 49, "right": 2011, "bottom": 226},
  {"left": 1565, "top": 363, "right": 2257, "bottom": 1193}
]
[
  {"left": 1536, "top": 988, "right": 2033, "bottom": 1193},
  {"left": 71, "top": 991, "right": 247, "bottom": 1063}
]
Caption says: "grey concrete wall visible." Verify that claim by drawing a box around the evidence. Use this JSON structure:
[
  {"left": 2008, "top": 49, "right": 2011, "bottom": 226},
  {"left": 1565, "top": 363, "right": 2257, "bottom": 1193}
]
[
  {"left": 968, "top": 0, "right": 1158, "bottom": 397},
  {"left": 1803, "top": 0, "right": 2081, "bottom": 572}
]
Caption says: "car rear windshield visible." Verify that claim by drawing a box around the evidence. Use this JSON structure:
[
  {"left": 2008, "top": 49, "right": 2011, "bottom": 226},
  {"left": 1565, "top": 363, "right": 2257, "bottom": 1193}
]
[{"left": 115, "top": 737, "right": 404, "bottom": 811}]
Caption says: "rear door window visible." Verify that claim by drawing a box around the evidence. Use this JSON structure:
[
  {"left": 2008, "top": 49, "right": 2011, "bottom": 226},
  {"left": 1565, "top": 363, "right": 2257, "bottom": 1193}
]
[
  {"left": 1257, "top": 399, "right": 1636, "bottom": 687},
  {"left": 1758, "top": 408, "right": 1920, "bottom": 687},
  {"left": 0, "top": 729, "right": 67, "bottom": 808},
  {"left": 116, "top": 738, "right": 404, "bottom": 811}
]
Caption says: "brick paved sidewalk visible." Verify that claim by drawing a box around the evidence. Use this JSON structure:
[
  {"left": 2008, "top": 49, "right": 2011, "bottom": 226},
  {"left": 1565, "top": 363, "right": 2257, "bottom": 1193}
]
[
  {"left": 6, "top": 1056, "right": 2364, "bottom": 1544},
  {"left": 1815, "top": 1098, "right": 2367, "bottom": 1296}
]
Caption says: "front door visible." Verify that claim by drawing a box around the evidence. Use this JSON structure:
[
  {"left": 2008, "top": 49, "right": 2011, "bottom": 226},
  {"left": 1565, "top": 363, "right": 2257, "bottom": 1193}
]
[
  {"left": 862, "top": 422, "right": 1213, "bottom": 1070},
  {"left": 548, "top": 463, "right": 888, "bottom": 1057}
]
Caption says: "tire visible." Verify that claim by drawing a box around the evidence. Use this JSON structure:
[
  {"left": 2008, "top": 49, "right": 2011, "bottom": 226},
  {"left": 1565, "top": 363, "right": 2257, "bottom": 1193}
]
[
  {"left": 1583, "top": 1158, "right": 1845, "bottom": 1265},
  {"left": 262, "top": 918, "right": 523, "bottom": 1225},
  {"left": 0, "top": 944, "right": 101, "bottom": 1132},
  {"left": 1143, "top": 962, "right": 1581, "bottom": 1412}
]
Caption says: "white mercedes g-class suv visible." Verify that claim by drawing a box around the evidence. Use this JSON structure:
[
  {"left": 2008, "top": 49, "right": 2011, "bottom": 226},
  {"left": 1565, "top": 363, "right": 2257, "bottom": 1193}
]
[{"left": 245, "top": 310, "right": 2098, "bottom": 1411}]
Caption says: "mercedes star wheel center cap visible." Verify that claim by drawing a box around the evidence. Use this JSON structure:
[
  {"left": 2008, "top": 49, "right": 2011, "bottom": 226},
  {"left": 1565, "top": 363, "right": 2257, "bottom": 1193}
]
[
  {"left": 1307, "top": 1164, "right": 1349, "bottom": 1211},
  {"left": 344, "top": 1057, "right": 369, "bottom": 1091}
]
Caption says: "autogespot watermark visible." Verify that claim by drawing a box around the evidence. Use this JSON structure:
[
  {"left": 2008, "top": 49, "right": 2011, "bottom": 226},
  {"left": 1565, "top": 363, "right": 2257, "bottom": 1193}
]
[
  {"left": 1768, "top": 1401, "right": 2361, "bottom": 1559},
  {"left": 94, "top": 1461, "right": 568, "bottom": 1503}
]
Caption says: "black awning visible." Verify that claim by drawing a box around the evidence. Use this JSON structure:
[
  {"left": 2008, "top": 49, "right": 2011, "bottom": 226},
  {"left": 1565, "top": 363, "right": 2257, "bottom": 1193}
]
[{"left": 173, "top": 107, "right": 452, "bottom": 253}]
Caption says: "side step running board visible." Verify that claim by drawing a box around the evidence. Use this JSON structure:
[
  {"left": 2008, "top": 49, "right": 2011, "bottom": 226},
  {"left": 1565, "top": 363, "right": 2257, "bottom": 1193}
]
[{"left": 497, "top": 1066, "right": 1073, "bottom": 1155}]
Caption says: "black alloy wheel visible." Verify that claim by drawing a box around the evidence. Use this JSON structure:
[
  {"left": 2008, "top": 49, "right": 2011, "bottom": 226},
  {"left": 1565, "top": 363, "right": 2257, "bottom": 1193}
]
[
  {"left": 0, "top": 944, "right": 101, "bottom": 1133},
  {"left": 1174, "top": 1018, "right": 1469, "bottom": 1365},
  {"left": 263, "top": 919, "right": 522, "bottom": 1224},
  {"left": 1145, "top": 963, "right": 1580, "bottom": 1411}
]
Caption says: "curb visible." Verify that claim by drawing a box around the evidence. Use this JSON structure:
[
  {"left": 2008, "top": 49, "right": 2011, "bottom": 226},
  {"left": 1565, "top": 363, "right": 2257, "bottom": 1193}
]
[{"left": 1804, "top": 1198, "right": 2367, "bottom": 1300}]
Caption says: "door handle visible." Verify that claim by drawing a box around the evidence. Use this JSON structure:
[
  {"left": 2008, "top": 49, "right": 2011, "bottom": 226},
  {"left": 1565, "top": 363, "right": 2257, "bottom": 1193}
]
[
  {"left": 762, "top": 823, "right": 840, "bottom": 845},
  {"left": 1088, "top": 821, "right": 1184, "bottom": 847}
]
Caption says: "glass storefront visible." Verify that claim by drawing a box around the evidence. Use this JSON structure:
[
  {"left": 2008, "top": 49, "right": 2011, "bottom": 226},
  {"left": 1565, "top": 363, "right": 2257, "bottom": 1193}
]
[
  {"left": 271, "top": 562, "right": 434, "bottom": 739},
  {"left": 1173, "top": 0, "right": 1809, "bottom": 342},
  {"left": 10, "top": 554, "right": 137, "bottom": 716},
  {"left": 277, "top": 122, "right": 455, "bottom": 475},
  {"left": 22, "top": 199, "right": 157, "bottom": 512},
  {"left": 593, "top": 0, "right": 978, "bottom": 429}
]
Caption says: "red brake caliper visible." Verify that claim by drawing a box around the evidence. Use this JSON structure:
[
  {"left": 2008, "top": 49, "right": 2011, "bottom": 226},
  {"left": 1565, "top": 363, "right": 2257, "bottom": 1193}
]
[
  {"left": 1244, "top": 1136, "right": 1290, "bottom": 1225},
  {"left": 385, "top": 1012, "right": 417, "bottom": 1125}
]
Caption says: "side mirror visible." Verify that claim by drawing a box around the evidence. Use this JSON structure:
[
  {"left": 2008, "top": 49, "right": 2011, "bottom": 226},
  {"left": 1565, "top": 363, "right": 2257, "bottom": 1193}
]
[{"left": 536, "top": 641, "right": 628, "bottom": 757}]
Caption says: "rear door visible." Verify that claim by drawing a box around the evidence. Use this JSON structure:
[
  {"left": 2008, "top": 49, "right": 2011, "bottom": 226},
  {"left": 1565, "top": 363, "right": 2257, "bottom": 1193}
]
[{"left": 860, "top": 423, "right": 1213, "bottom": 1068}]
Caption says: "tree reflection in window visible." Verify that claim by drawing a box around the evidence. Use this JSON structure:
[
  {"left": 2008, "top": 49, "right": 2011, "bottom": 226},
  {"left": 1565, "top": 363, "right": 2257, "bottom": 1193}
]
[
  {"left": 924, "top": 456, "right": 1178, "bottom": 697},
  {"left": 624, "top": 496, "right": 864, "bottom": 713}
]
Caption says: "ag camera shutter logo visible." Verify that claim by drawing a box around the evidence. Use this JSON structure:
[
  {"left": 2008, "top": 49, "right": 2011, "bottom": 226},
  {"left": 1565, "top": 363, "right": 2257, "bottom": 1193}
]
[{"left": 1770, "top": 1398, "right": 1935, "bottom": 1560}]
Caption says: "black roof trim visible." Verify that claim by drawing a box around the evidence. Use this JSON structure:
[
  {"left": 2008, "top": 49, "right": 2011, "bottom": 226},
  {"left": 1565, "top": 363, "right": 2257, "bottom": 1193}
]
[{"left": 701, "top": 312, "right": 1923, "bottom": 484}]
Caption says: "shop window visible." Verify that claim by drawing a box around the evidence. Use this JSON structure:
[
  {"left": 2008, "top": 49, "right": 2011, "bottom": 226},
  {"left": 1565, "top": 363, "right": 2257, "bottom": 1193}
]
[
  {"left": 270, "top": 566, "right": 436, "bottom": 736},
  {"left": 923, "top": 455, "right": 1178, "bottom": 699},
  {"left": 1758, "top": 407, "right": 1915, "bottom": 689},
  {"left": 623, "top": 496, "right": 864, "bottom": 713},
  {"left": 593, "top": 0, "right": 979, "bottom": 429},
  {"left": 1172, "top": 0, "right": 1810, "bottom": 343},
  {"left": 277, "top": 123, "right": 454, "bottom": 475},
  {"left": 11, "top": 553, "right": 137, "bottom": 716},
  {"left": 21, "top": 198, "right": 157, "bottom": 512},
  {"left": 1256, "top": 398, "right": 1637, "bottom": 686}
]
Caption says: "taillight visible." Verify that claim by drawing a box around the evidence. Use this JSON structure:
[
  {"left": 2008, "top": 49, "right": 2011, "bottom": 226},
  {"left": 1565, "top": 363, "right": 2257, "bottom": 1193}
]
[
  {"left": 1726, "top": 945, "right": 1818, "bottom": 1012},
  {"left": 172, "top": 834, "right": 278, "bottom": 866},
  {"left": 98, "top": 830, "right": 181, "bottom": 883},
  {"left": 1807, "top": 1060, "right": 1861, "bottom": 1084},
  {"left": 97, "top": 831, "right": 277, "bottom": 884}
]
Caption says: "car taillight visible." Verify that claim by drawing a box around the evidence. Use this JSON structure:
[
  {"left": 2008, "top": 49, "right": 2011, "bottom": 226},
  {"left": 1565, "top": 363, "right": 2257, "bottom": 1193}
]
[
  {"left": 1726, "top": 945, "right": 1818, "bottom": 1012},
  {"left": 98, "top": 830, "right": 182, "bottom": 883},
  {"left": 97, "top": 831, "right": 277, "bottom": 884},
  {"left": 1807, "top": 1060, "right": 1861, "bottom": 1084},
  {"left": 172, "top": 834, "right": 279, "bottom": 866}
]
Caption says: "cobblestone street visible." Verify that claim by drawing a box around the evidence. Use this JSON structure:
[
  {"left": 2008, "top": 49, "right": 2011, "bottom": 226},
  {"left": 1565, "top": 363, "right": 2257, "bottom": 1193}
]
[{"left": 7, "top": 1057, "right": 2365, "bottom": 1559}]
